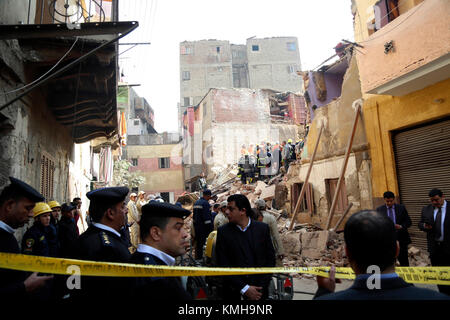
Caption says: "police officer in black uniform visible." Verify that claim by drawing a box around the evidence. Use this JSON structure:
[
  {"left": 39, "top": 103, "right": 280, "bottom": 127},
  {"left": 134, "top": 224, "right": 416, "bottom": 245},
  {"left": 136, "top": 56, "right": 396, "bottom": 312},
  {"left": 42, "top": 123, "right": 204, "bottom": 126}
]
[
  {"left": 193, "top": 189, "right": 213, "bottom": 260},
  {"left": 0, "top": 177, "right": 53, "bottom": 300},
  {"left": 73, "top": 186, "right": 132, "bottom": 301},
  {"left": 130, "top": 202, "right": 192, "bottom": 301}
]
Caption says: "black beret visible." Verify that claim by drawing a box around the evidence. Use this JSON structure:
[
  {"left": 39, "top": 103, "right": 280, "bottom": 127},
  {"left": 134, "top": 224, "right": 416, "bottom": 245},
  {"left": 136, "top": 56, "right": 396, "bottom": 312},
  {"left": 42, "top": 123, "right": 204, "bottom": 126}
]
[
  {"left": 9, "top": 177, "right": 44, "bottom": 202},
  {"left": 86, "top": 186, "right": 129, "bottom": 204},
  {"left": 61, "top": 203, "right": 75, "bottom": 212},
  {"left": 142, "top": 202, "right": 191, "bottom": 219}
]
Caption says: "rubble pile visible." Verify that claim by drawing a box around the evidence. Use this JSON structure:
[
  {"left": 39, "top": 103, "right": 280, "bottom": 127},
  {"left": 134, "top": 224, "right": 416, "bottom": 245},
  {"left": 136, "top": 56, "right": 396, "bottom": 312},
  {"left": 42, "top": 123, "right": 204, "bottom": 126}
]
[{"left": 408, "top": 246, "right": 431, "bottom": 267}]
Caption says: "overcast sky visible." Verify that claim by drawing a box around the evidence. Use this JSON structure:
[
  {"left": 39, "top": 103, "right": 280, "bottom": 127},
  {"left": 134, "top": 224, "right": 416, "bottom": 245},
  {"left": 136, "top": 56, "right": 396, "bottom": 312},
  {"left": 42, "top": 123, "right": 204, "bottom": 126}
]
[{"left": 118, "top": 0, "right": 355, "bottom": 133}]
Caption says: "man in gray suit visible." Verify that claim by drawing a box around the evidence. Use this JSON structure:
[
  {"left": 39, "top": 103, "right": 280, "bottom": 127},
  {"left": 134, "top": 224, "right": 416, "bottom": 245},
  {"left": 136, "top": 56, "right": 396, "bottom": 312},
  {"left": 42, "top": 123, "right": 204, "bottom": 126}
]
[{"left": 419, "top": 188, "right": 450, "bottom": 295}]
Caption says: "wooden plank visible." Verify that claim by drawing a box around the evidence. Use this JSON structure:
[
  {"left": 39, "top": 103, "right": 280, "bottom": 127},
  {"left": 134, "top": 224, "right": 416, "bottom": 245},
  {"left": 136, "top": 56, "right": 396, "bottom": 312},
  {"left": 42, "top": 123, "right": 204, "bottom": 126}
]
[
  {"left": 325, "top": 103, "right": 361, "bottom": 230},
  {"left": 289, "top": 124, "right": 324, "bottom": 231}
]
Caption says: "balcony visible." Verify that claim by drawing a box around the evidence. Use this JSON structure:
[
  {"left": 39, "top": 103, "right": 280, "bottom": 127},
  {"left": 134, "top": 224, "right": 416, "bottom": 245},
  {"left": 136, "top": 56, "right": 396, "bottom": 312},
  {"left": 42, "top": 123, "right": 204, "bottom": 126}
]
[
  {"left": 356, "top": 0, "right": 450, "bottom": 96},
  {"left": 0, "top": 0, "right": 138, "bottom": 143}
]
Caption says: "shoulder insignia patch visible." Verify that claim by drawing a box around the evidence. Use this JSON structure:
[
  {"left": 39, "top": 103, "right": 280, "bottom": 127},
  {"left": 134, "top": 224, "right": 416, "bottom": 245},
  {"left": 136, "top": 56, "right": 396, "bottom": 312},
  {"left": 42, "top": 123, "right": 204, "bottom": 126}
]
[
  {"left": 25, "top": 238, "right": 34, "bottom": 248},
  {"left": 100, "top": 231, "right": 112, "bottom": 247},
  {"left": 39, "top": 235, "right": 45, "bottom": 242}
]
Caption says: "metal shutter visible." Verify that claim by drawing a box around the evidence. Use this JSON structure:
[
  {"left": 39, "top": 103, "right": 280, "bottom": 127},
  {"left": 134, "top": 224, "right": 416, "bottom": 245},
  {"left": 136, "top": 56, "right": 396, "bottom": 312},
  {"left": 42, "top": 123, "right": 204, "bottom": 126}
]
[{"left": 393, "top": 117, "right": 450, "bottom": 250}]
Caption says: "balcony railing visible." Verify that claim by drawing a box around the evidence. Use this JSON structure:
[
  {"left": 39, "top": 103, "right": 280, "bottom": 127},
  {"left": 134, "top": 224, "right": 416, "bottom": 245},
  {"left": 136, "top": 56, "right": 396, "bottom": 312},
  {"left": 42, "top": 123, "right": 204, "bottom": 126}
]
[{"left": 25, "top": 0, "right": 117, "bottom": 25}]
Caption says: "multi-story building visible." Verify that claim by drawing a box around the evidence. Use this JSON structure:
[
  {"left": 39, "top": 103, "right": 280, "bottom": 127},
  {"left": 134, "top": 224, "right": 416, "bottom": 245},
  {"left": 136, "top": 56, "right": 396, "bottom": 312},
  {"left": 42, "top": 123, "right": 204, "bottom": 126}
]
[
  {"left": 179, "top": 37, "right": 303, "bottom": 133},
  {"left": 0, "top": 0, "right": 136, "bottom": 237},
  {"left": 182, "top": 88, "right": 307, "bottom": 186},
  {"left": 127, "top": 133, "right": 184, "bottom": 203},
  {"left": 353, "top": 0, "right": 450, "bottom": 249}
]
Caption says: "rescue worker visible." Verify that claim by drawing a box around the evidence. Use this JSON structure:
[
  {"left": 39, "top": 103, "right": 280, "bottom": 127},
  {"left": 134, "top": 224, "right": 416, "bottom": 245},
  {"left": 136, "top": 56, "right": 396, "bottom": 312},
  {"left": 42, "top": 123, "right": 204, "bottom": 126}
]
[
  {"left": 254, "top": 199, "right": 285, "bottom": 267},
  {"left": 130, "top": 202, "right": 192, "bottom": 300},
  {"left": 22, "top": 202, "right": 59, "bottom": 257},
  {"left": 214, "top": 201, "right": 229, "bottom": 230},
  {"left": 237, "top": 155, "right": 246, "bottom": 184},
  {"left": 0, "top": 177, "right": 53, "bottom": 300},
  {"left": 242, "top": 155, "right": 253, "bottom": 184},
  {"left": 127, "top": 192, "right": 140, "bottom": 250},
  {"left": 22, "top": 202, "right": 59, "bottom": 300},
  {"left": 192, "top": 189, "right": 213, "bottom": 260},
  {"left": 58, "top": 203, "right": 79, "bottom": 258},
  {"left": 47, "top": 200, "right": 61, "bottom": 232},
  {"left": 73, "top": 186, "right": 132, "bottom": 301}
]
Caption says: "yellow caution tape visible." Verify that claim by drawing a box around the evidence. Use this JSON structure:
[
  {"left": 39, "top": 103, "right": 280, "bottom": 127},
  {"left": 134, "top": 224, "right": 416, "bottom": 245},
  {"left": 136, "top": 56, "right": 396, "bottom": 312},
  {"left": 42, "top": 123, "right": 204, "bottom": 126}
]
[{"left": 0, "top": 253, "right": 449, "bottom": 285}]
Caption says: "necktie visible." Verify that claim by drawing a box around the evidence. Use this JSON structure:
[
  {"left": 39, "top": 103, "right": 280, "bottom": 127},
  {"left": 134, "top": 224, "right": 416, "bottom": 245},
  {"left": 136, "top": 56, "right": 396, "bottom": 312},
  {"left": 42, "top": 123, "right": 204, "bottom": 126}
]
[
  {"left": 435, "top": 207, "right": 442, "bottom": 241},
  {"left": 388, "top": 207, "right": 395, "bottom": 224}
]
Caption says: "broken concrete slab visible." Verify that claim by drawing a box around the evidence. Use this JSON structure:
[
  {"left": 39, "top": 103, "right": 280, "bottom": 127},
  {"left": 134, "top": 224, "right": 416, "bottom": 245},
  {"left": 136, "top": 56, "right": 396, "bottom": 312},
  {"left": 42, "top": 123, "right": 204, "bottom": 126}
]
[{"left": 260, "top": 184, "right": 276, "bottom": 200}]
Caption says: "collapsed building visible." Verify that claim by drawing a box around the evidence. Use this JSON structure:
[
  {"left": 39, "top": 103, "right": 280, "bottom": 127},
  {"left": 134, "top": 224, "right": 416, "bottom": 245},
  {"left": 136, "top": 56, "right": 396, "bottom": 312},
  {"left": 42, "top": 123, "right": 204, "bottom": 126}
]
[{"left": 181, "top": 87, "right": 309, "bottom": 192}]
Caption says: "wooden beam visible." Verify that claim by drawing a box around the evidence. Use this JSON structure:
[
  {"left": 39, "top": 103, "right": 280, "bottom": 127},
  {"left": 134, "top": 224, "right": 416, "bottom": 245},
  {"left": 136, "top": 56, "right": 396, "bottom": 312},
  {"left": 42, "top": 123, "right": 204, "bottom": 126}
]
[
  {"left": 325, "top": 103, "right": 362, "bottom": 230},
  {"left": 332, "top": 202, "right": 353, "bottom": 231},
  {"left": 288, "top": 124, "right": 324, "bottom": 231}
]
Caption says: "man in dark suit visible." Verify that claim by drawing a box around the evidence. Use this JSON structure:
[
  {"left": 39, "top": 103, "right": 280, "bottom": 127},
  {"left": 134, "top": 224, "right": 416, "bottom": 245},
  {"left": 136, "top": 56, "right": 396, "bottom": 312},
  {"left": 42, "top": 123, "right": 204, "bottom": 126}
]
[
  {"left": 376, "top": 191, "right": 412, "bottom": 266},
  {"left": 0, "top": 177, "right": 53, "bottom": 300},
  {"left": 419, "top": 188, "right": 450, "bottom": 295},
  {"left": 314, "top": 210, "right": 449, "bottom": 300},
  {"left": 73, "top": 186, "right": 132, "bottom": 301},
  {"left": 216, "top": 194, "right": 275, "bottom": 300},
  {"left": 130, "top": 202, "right": 192, "bottom": 300}
]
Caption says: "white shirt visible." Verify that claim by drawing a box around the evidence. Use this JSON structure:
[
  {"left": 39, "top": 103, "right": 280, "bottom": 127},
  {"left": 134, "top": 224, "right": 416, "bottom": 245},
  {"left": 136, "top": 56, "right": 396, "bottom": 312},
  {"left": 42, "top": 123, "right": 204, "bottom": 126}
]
[
  {"left": 92, "top": 222, "right": 121, "bottom": 238},
  {"left": 434, "top": 200, "right": 447, "bottom": 242},
  {"left": 136, "top": 243, "right": 175, "bottom": 266},
  {"left": 0, "top": 220, "right": 15, "bottom": 234}
]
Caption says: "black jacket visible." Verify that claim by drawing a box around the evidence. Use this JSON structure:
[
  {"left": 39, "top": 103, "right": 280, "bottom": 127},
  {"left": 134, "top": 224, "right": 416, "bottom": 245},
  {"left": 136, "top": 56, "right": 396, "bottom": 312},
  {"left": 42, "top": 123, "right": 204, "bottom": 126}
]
[
  {"left": 22, "top": 222, "right": 59, "bottom": 257},
  {"left": 216, "top": 220, "right": 275, "bottom": 300},
  {"left": 0, "top": 228, "right": 28, "bottom": 299},
  {"left": 376, "top": 204, "right": 412, "bottom": 244},
  {"left": 314, "top": 275, "right": 449, "bottom": 300},
  {"left": 73, "top": 225, "right": 132, "bottom": 300},
  {"left": 419, "top": 203, "right": 450, "bottom": 255},
  {"left": 58, "top": 216, "right": 79, "bottom": 258},
  {"left": 130, "top": 251, "right": 192, "bottom": 301}
]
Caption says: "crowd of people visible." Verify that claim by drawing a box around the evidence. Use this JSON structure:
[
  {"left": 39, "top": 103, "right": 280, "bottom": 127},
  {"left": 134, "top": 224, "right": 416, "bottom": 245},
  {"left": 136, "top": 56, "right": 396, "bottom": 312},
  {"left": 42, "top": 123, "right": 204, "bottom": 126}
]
[
  {"left": 237, "top": 139, "right": 304, "bottom": 184},
  {"left": 0, "top": 176, "right": 449, "bottom": 302}
]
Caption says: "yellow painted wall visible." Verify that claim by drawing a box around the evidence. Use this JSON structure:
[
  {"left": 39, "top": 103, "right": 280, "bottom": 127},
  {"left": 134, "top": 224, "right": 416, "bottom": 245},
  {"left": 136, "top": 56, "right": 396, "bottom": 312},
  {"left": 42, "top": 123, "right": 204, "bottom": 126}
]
[
  {"left": 353, "top": 0, "right": 424, "bottom": 43},
  {"left": 141, "top": 170, "right": 184, "bottom": 192},
  {"left": 363, "top": 78, "right": 450, "bottom": 199}
]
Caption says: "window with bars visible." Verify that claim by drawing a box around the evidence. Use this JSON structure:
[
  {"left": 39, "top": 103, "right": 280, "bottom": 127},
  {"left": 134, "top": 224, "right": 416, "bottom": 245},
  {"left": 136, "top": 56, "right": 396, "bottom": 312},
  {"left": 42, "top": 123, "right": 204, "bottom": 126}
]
[
  {"left": 182, "top": 71, "right": 190, "bottom": 81},
  {"left": 40, "top": 153, "right": 55, "bottom": 201}
]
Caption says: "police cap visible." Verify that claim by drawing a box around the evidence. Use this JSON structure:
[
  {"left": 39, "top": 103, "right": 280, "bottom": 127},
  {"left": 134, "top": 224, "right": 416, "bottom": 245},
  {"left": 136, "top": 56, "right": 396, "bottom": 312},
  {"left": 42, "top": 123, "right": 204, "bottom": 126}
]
[
  {"left": 61, "top": 203, "right": 75, "bottom": 212},
  {"left": 8, "top": 177, "right": 45, "bottom": 202},
  {"left": 86, "top": 186, "right": 129, "bottom": 205},
  {"left": 203, "top": 189, "right": 212, "bottom": 196},
  {"left": 141, "top": 202, "right": 190, "bottom": 220}
]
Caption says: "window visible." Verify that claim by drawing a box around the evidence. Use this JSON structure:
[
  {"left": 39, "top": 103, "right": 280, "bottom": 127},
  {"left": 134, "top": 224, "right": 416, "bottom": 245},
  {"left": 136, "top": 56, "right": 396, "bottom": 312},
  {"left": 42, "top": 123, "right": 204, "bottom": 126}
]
[
  {"left": 180, "top": 45, "right": 193, "bottom": 55},
  {"left": 287, "top": 42, "right": 296, "bottom": 51},
  {"left": 158, "top": 157, "right": 170, "bottom": 169},
  {"left": 287, "top": 65, "right": 296, "bottom": 74},
  {"left": 133, "top": 119, "right": 140, "bottom": 126},
  {"left": 183, "top": 97, "right": 190, "bottom": 107},
  {"left": 252, "top": 45, "right": 259, "bottom": 51},
  {"left": 325, "top": 178, "right": 348, "bottom": 213},
  {"left": 291, "top": 182, "right": 313, "bottom": 214},
  {"left": 40, "top": 153, "right": 55, "bottom": 201},
  {"left": 131, "top": 158, "right": 138, "bottom": 166},
  {"left": 182, "top": 71, "right": 190, "bottom": 81},
  {"left": 216, "top": 46, "right": 221, "bottom": 53}
]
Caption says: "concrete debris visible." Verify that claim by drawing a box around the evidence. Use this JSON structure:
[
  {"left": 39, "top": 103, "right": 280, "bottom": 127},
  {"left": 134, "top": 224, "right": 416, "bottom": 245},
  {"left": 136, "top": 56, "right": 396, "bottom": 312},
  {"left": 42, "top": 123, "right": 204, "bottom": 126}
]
[
  {"left": 179, "top": 165, "right": 351, "bottom": 279},
  {"left": 408, "top": 246, "right": 431, "bottom": 267}
]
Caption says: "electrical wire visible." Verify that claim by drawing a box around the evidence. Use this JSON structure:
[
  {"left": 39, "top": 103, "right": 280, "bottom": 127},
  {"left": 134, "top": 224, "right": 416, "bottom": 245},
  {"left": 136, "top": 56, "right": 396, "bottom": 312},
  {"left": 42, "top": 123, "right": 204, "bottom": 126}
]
[{"left": 1, "top": 36, "right": 79, "bottom": 95}]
